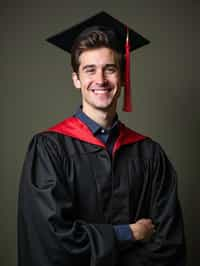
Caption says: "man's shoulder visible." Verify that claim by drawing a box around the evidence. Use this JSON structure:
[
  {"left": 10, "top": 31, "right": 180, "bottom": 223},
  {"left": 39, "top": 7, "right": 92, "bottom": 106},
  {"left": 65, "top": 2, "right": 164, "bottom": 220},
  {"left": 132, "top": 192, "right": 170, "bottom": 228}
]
[
  {"left": 120, "top": 123, "right": 165, "bottom": 158},
  {"left": 28, "top": 116, "right": 104, "bottom": 155},
  {"left": 31, "top": 116, "right": 82, "bottom": 140},
  {"left": 26, "top": 117, "right": 74, "bottom": 153},
  {"left": 119, "top": 122, "right": 157, "bottom": 146}
]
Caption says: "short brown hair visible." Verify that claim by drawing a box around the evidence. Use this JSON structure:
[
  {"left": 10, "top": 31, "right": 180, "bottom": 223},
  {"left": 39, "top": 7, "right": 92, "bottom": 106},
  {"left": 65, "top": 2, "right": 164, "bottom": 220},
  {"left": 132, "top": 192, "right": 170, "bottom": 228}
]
[{"left": 71, "top": 28, "right": 125, "bottom": 76}]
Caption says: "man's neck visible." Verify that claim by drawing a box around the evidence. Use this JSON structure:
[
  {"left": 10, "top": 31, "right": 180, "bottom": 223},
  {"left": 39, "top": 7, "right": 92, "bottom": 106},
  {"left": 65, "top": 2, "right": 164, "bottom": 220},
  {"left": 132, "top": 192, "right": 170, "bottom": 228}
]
[{"left": 82, "top": 105, "right": 117, "bottom": 129}]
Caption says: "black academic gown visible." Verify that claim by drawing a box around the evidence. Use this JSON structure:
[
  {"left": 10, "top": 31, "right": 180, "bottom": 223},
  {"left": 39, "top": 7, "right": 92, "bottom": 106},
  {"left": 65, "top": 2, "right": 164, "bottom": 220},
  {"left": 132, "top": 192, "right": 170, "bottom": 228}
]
[{"left": 18, "top": 117, "right": 186, "bottom": 266}]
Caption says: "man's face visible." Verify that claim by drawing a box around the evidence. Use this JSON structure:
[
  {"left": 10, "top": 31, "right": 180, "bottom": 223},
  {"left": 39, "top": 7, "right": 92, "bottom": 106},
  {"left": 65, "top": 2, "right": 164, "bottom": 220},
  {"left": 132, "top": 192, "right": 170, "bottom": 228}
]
[{"left": 72, "top": 47, "right": 122, "bottom": 115}]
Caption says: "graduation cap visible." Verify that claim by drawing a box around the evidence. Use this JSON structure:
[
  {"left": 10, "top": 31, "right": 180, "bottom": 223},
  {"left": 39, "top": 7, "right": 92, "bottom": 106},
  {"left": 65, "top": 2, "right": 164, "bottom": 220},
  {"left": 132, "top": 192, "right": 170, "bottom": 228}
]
[{"left": 47, "top": 11, "right": 150, "bottom": 112}]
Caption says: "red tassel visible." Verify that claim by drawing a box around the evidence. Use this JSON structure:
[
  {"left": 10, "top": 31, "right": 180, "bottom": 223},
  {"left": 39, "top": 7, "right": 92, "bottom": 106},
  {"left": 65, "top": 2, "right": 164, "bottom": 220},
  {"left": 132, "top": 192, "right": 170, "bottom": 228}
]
[{"left": 123, "top": 26, "right": 132, "bottom": 112}]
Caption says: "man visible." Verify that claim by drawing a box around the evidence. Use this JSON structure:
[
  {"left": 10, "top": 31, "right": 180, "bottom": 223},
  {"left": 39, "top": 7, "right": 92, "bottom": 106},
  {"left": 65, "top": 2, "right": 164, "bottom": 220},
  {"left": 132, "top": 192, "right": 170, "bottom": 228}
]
[{"left": 18, "top": 11, "right": 186, "bottom": 266}]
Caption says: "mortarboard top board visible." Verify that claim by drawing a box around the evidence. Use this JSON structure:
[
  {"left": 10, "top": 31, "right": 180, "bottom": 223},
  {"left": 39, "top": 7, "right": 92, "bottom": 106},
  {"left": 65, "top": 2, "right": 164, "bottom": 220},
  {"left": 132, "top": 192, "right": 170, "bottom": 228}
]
[
  {"left": 46, "top": 11, "right": 150, "bottom": 112},
  {"left": 46, "top": 11, "right": 150, "bottom": 53}
]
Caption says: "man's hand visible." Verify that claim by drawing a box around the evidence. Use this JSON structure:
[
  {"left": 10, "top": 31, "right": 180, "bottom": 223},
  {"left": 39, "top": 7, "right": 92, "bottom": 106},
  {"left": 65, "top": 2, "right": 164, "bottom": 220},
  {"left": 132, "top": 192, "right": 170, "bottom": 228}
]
[{"left": 129, "top": 219, "right": 155, "bottom": 241}]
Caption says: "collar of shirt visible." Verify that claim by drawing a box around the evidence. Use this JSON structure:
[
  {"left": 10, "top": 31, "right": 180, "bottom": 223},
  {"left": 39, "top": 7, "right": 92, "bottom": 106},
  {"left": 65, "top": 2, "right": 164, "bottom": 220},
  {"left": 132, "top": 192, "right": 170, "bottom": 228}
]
[{"left": 74, "top": 107, "right": 119, "bottom": 145}]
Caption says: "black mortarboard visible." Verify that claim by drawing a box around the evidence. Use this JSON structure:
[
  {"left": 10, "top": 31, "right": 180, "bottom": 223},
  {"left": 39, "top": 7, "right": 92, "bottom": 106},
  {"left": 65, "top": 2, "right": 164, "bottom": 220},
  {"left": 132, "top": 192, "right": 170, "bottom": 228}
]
[{"left": 46, "top": 11, "right": 150, "bottom": 111}]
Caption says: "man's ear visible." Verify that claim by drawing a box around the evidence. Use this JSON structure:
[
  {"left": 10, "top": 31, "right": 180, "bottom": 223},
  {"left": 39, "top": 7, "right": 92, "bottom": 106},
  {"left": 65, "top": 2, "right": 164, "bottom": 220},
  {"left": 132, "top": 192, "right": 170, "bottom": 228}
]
[{"left": 72, "top": 72, "right": 81, "bottom": 89}]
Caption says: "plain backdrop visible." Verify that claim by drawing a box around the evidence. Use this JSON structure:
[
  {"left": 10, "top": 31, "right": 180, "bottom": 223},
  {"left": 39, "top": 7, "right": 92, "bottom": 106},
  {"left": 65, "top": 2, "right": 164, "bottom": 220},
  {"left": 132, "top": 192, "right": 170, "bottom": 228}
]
[{"left": 1, "top": 1, "right": 200, "bottom": 265}]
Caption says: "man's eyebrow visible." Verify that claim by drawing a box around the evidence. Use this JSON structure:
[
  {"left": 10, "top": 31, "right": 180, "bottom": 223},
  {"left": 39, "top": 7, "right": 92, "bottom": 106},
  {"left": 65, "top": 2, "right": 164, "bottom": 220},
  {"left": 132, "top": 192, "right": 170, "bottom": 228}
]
[
  {"left": 82, "top": 63, "right": 118, "bottom": 71},
  {"left": 104, "top": 64, "right": 117, "bottom": 68},
  {"left": 82, "top": 65, "right": 96, "bottom": 71}
]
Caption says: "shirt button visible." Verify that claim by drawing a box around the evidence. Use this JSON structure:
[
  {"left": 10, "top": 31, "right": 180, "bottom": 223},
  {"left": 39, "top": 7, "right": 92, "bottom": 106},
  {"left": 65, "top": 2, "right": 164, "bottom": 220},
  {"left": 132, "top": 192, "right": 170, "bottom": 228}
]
[{"left": 101, "top": 129, "right": 105, "bottom": 133}]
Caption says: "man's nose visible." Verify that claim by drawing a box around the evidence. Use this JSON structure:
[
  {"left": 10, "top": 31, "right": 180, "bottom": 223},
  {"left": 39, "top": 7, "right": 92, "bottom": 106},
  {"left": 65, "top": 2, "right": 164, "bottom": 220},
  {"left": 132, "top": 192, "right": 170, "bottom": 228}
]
[{"left": 96, "top": 70, "right": 106, "bottom": 85}]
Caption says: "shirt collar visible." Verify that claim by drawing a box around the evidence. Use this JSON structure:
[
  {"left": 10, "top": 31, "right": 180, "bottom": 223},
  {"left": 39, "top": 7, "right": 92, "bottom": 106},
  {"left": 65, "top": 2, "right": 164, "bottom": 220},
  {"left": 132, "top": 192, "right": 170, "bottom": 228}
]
[{"left": 74, "top": 107, "right": 119, "bottom": 135}]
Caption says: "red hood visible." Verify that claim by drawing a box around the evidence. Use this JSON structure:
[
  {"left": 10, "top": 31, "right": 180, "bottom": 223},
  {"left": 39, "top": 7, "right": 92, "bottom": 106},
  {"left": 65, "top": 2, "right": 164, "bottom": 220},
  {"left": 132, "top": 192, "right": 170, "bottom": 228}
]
[{"left": 48, "top": 117, "right": 146, "bottom": 156}]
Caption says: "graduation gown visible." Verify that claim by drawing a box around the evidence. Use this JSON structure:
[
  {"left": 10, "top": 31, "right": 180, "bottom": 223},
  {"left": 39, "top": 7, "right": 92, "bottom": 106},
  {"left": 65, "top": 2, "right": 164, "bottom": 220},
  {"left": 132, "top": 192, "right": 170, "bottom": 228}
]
[{"left": 18, "top": 117, "right": 186, "bottom": 266}]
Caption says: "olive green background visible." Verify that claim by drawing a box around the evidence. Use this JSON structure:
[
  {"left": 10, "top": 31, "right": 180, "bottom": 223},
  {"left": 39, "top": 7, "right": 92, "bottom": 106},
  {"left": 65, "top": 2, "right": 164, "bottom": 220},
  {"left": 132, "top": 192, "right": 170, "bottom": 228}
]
[{"left": 1, "top": 1, "right": 200, "bottom": 265}]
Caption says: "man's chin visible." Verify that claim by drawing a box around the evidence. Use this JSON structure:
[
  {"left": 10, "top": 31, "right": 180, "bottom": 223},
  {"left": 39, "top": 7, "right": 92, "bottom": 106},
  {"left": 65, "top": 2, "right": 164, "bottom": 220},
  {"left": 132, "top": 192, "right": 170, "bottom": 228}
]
[{"left": 94, "top": 102, "right": 115, "bottom": 112}]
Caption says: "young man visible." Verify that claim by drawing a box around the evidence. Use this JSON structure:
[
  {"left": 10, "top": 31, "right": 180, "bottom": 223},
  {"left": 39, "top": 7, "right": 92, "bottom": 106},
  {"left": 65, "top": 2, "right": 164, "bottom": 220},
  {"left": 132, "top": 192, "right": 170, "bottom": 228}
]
[{"left": 18, "top": 12, "right": 186, "bottom": 266}]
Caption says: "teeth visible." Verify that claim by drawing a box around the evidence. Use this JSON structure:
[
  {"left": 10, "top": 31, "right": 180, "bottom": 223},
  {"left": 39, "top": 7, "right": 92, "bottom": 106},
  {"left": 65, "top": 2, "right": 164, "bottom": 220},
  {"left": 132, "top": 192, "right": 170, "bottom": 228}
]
[
  {"left": 94, "top": 90, "right": 108, "bottom": 94},
  {"left": 92, "top": 89, "right": 111, "bottom": 94}
]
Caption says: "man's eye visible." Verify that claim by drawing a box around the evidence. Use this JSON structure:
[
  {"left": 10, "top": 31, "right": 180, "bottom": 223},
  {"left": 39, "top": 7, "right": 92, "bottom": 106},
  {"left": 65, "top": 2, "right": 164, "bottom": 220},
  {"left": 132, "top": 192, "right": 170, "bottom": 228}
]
[
  {"left": 85, "top": 68, "right": 95, "bottom": 73},
  {"left": 105, "top": 67, "right": 116, "bottom": 73}
]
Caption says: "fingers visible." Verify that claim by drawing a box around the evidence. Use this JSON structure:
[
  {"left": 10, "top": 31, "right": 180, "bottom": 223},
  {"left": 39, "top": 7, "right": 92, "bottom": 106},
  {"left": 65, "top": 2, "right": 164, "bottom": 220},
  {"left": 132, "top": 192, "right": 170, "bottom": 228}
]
[
  {"left": 129, "top": 218, "right": 156, "bottom": 241},
  {"left": 137, "top": 218, "right": 153, "bottom": 225},
  {"left": 140, "top": 219, "right": 155, "bottom": 233},
  {"left": 137, "top": 219, "right": 155, "bottom": 230}
]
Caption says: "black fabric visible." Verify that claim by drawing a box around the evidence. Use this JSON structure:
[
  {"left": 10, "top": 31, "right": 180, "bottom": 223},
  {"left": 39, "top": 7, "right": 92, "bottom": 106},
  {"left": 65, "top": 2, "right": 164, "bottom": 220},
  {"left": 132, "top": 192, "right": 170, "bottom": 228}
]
[
  {"left": 46, "top": 11, "right": 150, "bottom": 54},
  {"left": 18, "top": 131, "right": 186, "bottom": 266}
]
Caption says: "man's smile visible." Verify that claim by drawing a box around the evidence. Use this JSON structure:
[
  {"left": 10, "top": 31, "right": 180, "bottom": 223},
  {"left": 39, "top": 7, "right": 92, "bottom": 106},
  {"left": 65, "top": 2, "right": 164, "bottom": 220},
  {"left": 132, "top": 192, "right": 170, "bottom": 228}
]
[{"left": 90, "top": 88, "right": 112, "bottom": 94}]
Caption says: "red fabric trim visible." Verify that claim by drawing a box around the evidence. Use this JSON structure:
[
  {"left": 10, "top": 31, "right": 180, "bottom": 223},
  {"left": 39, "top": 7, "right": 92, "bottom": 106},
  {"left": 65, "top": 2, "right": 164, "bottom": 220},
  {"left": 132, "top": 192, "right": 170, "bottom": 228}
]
[
  {"left": 48, "top": 117, "right": 146, "bottom": 155},
  {"left": 48, "top": 117, "right": 106, "bottom": 148},
  {"left": 113, "top": 122, "right": 146, "bottom": 155}
]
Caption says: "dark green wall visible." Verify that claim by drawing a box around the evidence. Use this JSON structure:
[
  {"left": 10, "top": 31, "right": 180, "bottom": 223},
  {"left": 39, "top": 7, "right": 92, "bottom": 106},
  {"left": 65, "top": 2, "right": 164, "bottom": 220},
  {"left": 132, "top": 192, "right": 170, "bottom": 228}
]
[{"left": 1, "top": 1, "right": 200, "bottom": 265}]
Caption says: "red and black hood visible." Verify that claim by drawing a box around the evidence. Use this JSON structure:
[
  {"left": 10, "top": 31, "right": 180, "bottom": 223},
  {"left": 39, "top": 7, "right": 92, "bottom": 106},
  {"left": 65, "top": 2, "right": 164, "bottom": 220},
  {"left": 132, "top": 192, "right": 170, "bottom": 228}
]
[{"left": 48, "top": 117, "right": 147, "bottom": 155}]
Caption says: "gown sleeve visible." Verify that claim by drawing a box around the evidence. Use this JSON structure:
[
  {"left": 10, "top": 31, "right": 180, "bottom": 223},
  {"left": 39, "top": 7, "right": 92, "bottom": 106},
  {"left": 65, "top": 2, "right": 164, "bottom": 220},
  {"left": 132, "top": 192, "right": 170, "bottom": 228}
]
[
  {"left": 120, "top": 142, "right": 186, "bottom": 266},
  {"left": 17, "top": 133, "right": 118, "bottom": 266}
]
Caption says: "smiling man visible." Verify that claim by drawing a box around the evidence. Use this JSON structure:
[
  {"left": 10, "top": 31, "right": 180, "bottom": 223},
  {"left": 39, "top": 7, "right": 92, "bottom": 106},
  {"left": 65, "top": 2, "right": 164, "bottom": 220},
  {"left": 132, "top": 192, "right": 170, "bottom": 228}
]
[
  {"left": 18, "top": 12, "right": 186, "bottom": 266},
  {"left": 72, "top": 47, "right": 121, "bottom": 127}
]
